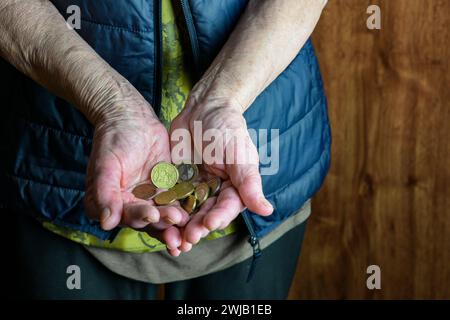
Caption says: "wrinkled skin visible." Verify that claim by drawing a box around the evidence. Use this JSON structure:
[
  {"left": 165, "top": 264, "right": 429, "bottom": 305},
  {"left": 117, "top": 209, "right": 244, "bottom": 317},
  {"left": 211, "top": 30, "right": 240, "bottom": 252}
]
[
  {"left": 170, "top": 88, "right": 273, "bottom": 252},
  {"left": 0, "top": 0, "right": 326, "bottom": 257},
  {"left": 83, "top": 93, "right": 190, "bottom": 256},
  {"left": 83, "top": 85, "right": 273, "bottom": 255}
]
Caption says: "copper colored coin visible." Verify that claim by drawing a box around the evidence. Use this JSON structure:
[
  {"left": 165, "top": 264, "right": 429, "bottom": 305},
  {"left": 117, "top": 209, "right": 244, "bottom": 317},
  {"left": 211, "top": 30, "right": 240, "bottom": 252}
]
[
  {"left": 170, "top": 181, "right": 195, "bottom": 200},
  {"left": 154, "top": 190, "right": 177, "bottom": 205},
  {"left": 182, "top": 195, "right": 197, "bottom": 214},
  {"left": 207, "top": 177, "right": 221, "bottom": 196},
  {"left": 132, "top": 184, "right": 156, "bottom": 200},
  {"left": 194, "top": 182, "right": 210, "bottom": 206}
]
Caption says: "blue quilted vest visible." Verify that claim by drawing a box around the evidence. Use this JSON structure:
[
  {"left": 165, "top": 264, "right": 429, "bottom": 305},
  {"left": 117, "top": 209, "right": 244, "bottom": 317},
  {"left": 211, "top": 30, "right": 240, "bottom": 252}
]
[{"left": 0, "top": 0, "right": 331, "bottom": 268}]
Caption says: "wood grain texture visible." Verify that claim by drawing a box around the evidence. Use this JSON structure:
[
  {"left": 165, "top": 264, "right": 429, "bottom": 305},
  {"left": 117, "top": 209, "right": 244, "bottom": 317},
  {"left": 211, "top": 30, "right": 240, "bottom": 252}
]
[{"left": 289, "top": 0, "right": 450, "bottom": 299}]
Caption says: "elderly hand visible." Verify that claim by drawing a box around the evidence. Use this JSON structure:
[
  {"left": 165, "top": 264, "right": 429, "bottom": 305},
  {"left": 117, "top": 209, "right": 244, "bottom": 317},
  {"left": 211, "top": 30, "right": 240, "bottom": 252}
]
[
  {"left": 170, "top": 81, "right": 274, "bottom": 251},
  {"left": 83, "top": 83, "right": 189, "bottom": 256}
]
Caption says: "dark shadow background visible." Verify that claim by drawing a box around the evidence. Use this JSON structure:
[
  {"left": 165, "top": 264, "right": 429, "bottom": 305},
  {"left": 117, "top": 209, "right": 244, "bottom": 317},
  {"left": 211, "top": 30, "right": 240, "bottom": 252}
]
[{"left": 289, "top": 0, "right": 450, "bottom": 299}]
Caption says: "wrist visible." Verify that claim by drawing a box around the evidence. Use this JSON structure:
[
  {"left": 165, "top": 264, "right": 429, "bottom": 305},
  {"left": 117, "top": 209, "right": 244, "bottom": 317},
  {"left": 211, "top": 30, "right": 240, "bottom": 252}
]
[
  {"left": 81, "top": 77, "right": 158, "bottom": 127},
  {"left": 187, "top": 72, "right": 246, "bottom": 114}
]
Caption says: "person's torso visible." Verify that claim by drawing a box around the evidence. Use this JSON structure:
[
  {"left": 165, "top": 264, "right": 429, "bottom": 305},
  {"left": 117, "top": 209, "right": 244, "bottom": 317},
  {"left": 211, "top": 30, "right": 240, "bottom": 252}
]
[{"left": 0, "top": 0, "right": 331, "bottom": 248}]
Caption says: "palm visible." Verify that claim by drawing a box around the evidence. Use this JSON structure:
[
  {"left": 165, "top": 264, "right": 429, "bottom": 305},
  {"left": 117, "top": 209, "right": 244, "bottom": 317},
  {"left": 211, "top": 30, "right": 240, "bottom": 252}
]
[
  {"left": 86, "top": 115, "right": 170, "bottom": 203},
  {"left": 102, "top": 118, "right": 171, "bottom": 189},
  {"left": 170, "top": 104, "right": 258, "bottom": 247},
  {"left": 84, "top": 113, "right": 189, "bottom": 256}
]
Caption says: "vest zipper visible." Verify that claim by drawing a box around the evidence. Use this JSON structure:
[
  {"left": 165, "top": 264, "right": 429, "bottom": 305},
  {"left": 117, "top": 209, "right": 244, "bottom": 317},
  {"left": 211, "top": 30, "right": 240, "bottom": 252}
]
[
  {"left": 179, "top": 0, "right": 262, "bottom": 282},
  {"left": 180, "top": 0, "right": 201, "bottom": 78},
  {"left": 153, "top": 0, "right": 163, "bottom": 115},
  {"left": 241, "top": 211, "right": 262, "bottom": 283}
]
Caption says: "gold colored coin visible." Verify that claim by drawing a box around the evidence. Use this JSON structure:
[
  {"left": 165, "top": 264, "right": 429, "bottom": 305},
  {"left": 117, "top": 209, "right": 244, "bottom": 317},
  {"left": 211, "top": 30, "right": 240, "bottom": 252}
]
[
  {"left": 176, "top": 163, "right": 199, "bottom": 182},
  {"left": 194, "top": 182, "right": 210, "bottom": 206},
  {"left": 207, "top": 177, "right": 221, "bottom": 196},
  {"left": 182, "top": 194, "right": 197, "bottom": 214},
  {"left": 154, "top": 190, "right": 177, "bottom": 205},
  {"left": 150, "top": 162, "right": 179, "bottom": 189},
  {"left": 131, "top": 183, "right": 156, "bottom": 200},
  {"left": 170, "top": 181, "right": 195, "bottom": 200}
]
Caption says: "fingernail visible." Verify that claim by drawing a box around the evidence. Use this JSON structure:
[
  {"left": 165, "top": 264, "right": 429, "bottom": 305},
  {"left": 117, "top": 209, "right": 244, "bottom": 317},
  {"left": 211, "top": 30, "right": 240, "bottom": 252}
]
[
  {"left": 208, "top": 223, "right": 219, "bottom": 231},
  {"left": 164, "top": 217, "right": 176, "bottom": 225},
  {"left": 143, "top": 216, "right": 154, "bottom": 223},
  {"left": 182, "top": 243, "right": 192, "bottom": 252},
  {"left": 167, "top": 245, "right": 180, "bottom": 255},
  {"left": 167, "top": 241, "right": 182, "bottom": 251},
  {"left": 100, "top": 208, "right": 111, "bottom": 222},
  {"left": 260, "top": 198, "right": 273, "bottom": 209}
]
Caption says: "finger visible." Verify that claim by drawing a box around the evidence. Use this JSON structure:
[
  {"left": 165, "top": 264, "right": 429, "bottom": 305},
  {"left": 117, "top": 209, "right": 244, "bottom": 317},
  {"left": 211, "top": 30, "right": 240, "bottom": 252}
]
[
  {"left": 122, "top": 202, "right": 160, "bottom": 229},
  {"left": 85, "top": 151, "right": 123, "bottom": 230},
  {"left": 161, "top": 226, "right": 182, "bottom": 251},
  {"left": 167, "top": 247, "right": 181, "bottom": 257},
  {"left": 133, "top": 198, "right": 189, "bottom": 229},
  {"left": 225, "top": 131, "right": 273, "bottom": 216},
  {"left": 182, "top": 198, "right": 216, "bottom": 245},
  {"left": 177, "top": 207, "right": 191, "bottom": 227},
  {"left": 229, "top": 163, "right": 273, "bottom": 216},
  {"left": 179, "top": 227, "right": 209, "bottom": 252},
  {"left": 203, "top": 185, "right": 245, "bottom": 231},
  {"left": 144, "top": 227, "right": 181, "bottom": 257},
  {"left": 138, "top": 210, "right": 188, "bottom": 234},
  {"left": 157, "top": 205, "right": 185, "bottom": 226},
  {"left": 179, "top": 241, "right": 192, "bottom": 253}
]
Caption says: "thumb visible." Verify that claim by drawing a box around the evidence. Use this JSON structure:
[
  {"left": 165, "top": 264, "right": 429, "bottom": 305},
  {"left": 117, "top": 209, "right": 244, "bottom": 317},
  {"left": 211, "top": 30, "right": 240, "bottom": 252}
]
[
  {"left": 229, "top": 163, "right": 273, "bottom": 216},
  {"left": 85, "top": 151, "right": 123, "bottom": 230},
  {"left": 227, "top": 130, "right": 273, "bottom": 216}
]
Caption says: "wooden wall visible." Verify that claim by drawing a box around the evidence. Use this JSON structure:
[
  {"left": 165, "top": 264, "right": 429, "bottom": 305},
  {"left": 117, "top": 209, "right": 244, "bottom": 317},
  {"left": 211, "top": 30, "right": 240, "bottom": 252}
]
[{"left": 289, "top": 0, "right": 450, "bottom": 299}]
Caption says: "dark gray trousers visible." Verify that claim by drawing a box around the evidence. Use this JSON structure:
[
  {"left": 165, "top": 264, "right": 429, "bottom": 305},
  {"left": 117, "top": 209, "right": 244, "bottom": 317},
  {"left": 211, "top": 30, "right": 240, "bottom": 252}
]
[{"left": 4, "top": 209, "right": 307, "bottom": 300}]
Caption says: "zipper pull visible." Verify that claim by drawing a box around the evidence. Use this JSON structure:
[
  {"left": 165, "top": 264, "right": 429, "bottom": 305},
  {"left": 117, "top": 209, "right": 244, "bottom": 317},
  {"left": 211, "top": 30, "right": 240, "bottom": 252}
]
[{"left": 246, "top": 235, "right": 262, "bottom": 282}]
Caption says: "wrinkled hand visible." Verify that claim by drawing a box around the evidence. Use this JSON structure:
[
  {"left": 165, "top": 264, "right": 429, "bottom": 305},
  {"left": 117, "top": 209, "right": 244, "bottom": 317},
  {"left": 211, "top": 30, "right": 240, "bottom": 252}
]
[
  {"left": 84, "top": 91, "right": 189, "bottom": 256},
  {"left": 170, "top": 91, "right": 274, "bottom": 251}
]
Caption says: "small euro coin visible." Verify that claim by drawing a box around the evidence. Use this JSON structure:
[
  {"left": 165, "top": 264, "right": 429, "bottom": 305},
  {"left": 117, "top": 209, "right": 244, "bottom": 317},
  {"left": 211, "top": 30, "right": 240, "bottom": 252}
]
[
  {"left": 194, "top": 182, "right": 210, "bottom": 206},
  {"left": 176, "top": 163, "right": 199, "bottom": 182},
  {"left": 182, "top": 194, "right": 197, "bottom": 214},
  {"left": 131, "top": 183, "right": 156, "bottom": 200},
  {"left": 150, "top": 162, "right": 179, "bottom": 189},
  {"left": 207, "top": 177, "right": 221, "bottom": 196},
  {"left": 170, "top": 181, "right": 195, "bottom": 200},
  {"left": 154, "top": 190, "right": 177, "bottom": 206}
]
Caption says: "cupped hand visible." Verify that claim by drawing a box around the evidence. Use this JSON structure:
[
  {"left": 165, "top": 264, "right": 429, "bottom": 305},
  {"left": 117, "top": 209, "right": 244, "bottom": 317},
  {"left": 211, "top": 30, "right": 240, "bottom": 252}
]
[
  {"left": 170, "top": 92, "right": 274, "bottom": 251},
  {"left": 83, "top": 90, "right": 189, "bottom": 256}
]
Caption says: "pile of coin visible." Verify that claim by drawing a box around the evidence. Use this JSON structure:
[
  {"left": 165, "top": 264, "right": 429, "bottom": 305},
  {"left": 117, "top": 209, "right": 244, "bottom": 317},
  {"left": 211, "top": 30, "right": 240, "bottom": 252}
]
[{"left": 131, "top": 162, "right": 221, "bottom": 214}]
